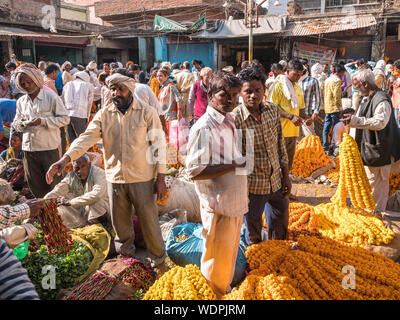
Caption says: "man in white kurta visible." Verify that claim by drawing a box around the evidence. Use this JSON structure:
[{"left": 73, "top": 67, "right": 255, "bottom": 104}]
[
  {"left": 185, "top": 71, "right": 247, "bottom": 299},
  {"left": 44, "top": 154, "right": 110, "bottom": 229}
]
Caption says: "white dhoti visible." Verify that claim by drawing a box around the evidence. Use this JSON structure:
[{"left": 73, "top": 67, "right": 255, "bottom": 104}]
[
  {"left": 365, "top": 163, "right": 392, "bottom": 212},
  {"left": 200, "top": 210, "right": 243, "bottom": 299}
]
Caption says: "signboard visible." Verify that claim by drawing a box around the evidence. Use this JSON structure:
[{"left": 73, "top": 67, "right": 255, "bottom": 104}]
[
  {"left": 153, "top": 15, "right": 187, "bottom": 32},
  {"left": 188, "top": 14, "right": 207, "bottom": 32},
  {"left": 292, "top": 41, "right": 337, "bottom": 65},
  {"left": 153, "top": 14, "right": 207, "bottom": 32}
]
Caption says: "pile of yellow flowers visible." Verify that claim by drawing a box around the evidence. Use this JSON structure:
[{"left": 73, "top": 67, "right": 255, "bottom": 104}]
[
  {"left": 326, "top": 156, "right": 340, "bottom": 184},
  {"left": 288, "top": 202, "right": 318, "bottom": 233},
  {"left": 331, "top": 133, "right": 375, "bottom": 211},
  {"left": 143, "top": 264, "right": 216, "bottom": 300},
  {"left": 291, "top": 135, "right": 331, "bottom": 178},
  {"left": 262, "top": 203, "right": 321, "bottom": 241},
  {"left": 224, "top": 236, "right": 400, "bottom": 300},
  {"left": 313, "top": 202, "right": 395, "bottom": 246},
  {"left": 389, "top": 173, "right": 400, "bottom": 196},
  {"left": 274, "top": 202, "right": 395, "bottom": 246}
]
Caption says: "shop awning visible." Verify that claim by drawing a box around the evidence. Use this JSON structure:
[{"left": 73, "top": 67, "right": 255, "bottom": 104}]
[
  {"left": 33, "top": 36, "right": 91, "bottom": 48},
  {"left": 192, "top": 15, "right": 287, "bottom": 39},
  {"left": 0, "top": 26, "right": 91, "bottom": 47},
  {"left": 0, "top": 26, "right": 43, "bottom": 37},
  {"left": 283, "top": 14, "right": 377, "bottom": 37}
]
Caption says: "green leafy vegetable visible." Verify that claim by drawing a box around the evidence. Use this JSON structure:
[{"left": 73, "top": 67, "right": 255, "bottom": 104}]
[{"left": 21, "top": 240, "right": 93, "bottom": 300}]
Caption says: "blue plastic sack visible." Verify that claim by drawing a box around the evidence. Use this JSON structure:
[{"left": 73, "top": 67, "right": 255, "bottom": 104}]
[{"left": 166, "top": 222, "right": 248, "bottom": 287}]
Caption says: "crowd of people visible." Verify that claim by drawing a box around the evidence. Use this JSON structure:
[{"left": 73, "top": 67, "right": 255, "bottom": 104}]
[{"left": 0, "top": 52, "right": 400, "bottom": 300}]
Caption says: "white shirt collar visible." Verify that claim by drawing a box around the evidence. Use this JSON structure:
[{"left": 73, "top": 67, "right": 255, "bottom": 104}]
[{"left": 206, "top": 106, "right": 226, "bottom": 125}]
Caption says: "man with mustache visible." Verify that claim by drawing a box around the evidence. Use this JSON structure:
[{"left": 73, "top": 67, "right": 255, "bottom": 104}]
[
  {"left": 46, "top": 73, "right": 169, "bottom": 278},
  {"left": 185, "top": 71, "right": 247, "bottom": 299}
]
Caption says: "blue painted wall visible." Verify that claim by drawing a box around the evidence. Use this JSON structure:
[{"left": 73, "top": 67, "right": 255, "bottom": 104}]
[
  {"left": 167, "top": 42, "right": 214, "bottom": 70},
  {"left": 154, "top": 36, "right": 168, "bottom": 62}
]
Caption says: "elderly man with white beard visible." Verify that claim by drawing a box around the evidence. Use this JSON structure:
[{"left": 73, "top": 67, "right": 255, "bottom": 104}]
[
  {"left": 341, "top": 69, "right": 400, "bottom": 212},
  {"left": 46, "top": 73, "right": 169, "bottom": 277}
]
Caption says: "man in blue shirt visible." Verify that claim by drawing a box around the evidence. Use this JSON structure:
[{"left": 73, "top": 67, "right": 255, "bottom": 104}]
[
  {"left": 55, "top": 67, "right": 64, "bottom": 96},
  {"left": 0, "top": 98, "right": 17, "bottom": 141}
]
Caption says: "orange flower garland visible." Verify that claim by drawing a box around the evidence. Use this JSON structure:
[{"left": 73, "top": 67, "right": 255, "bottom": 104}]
[
  {"left": 291, "top": 135, "right": 331, "bottom": 178},
  {"left": 224, "top": 236, "right": 400, "bottom": 300}
]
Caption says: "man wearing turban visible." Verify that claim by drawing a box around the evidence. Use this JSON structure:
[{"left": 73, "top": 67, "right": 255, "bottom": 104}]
[
  {"left": 46, "top": 73, "right": 169, "bottom": 278},
  {"left": 12, "top": 63, "right": 70, "bottom": 198}
]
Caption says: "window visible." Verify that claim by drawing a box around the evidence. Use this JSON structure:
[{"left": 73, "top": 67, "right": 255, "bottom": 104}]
[
  {"left": 326, "top": 0, "right": 377, "bottom": 6},
  {"left": 296, "top": 0, "right": 322, "bottom": 8}
]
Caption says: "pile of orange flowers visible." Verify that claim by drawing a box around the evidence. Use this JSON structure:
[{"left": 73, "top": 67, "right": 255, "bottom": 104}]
[
  {"left": 389, "top": 173, "right": 400, "bottom": 196},
  {"left": 326, "top": 156, "right": 340, "bottom": 184},
  {"left": 291, "top": 135, "right": 331, "bottom": 178},
  {"left": 224, "top": 236, "right": 400, "bottom": 300}
]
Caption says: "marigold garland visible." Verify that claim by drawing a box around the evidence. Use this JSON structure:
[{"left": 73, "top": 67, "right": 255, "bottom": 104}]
[
  {"left": 326, "top": 157, "right": 340, "bottom": 184},
  {"left": 389, "top": 173, "right": 400, "bottom": 196},
  {"left": 291, "top": 135, "right": 331, "bottom": 178},
  {"left": 224, "top": 236, "right": 400, "bottom": 300},
  {"left": 313, "top": 203, "right": 395, "bottom": 246},
  {"left": 330, "top": 133, "right": 375, "bottom": 211},
  {"left": 143, "top": 264, "right": 216, "bottom": 300},
  {"left": 284, "top": 201, "right": 395, "bottom": 247}
]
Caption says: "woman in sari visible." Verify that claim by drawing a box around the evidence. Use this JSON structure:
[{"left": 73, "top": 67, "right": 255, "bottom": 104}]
[{"left": 156, "top": 69, "right": 184, "bottom": 138}]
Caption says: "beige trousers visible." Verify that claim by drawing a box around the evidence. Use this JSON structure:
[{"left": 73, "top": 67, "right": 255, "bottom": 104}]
[{"left": 200, "top": 210, "right": 243, "bottom": 299}]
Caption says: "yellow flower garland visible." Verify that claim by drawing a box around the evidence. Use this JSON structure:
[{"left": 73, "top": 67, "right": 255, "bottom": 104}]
[
  {"left": 224, "top": 236, "right": 400, "bottom": 300},
  {"left": 291, "top": 135, "right": 332, "bottom": 178},
  {"left": 330, "top": 133, "right": 375, "bottom": 211},
  {"left": 143, "top": 264, "right": 216, "bottom": 300}
]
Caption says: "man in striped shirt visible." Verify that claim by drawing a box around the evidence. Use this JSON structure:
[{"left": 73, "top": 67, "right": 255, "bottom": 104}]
[
  {"left": 301, "top": 71, "right": 322, "bottom": 135},
  {"left": 323, "top": 63, "right": 345, "bottom": 151},
  {"left": 233, "top": 66, "right": 290, "bottom": 243},
  {"left": 0, "top": 239, "right": 39, "bottom": 299}
]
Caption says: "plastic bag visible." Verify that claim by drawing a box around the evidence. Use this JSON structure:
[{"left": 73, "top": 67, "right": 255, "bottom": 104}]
[
  {"left": 169, "top": 119, "right": 189, "bottom": 154},
  {"left": 159, "top": 209, "right": 188, "bottom": 242},
  {"left": 166, "top": 223, "right": 248, "bottom": 287},
  {"left": 13, "top": 240, "right": 30, "bottom": 260},
  {"left": 157, "top": 178, "right": 201, "bottom": 223}
]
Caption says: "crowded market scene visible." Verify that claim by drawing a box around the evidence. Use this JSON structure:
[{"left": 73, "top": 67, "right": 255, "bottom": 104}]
[{"left": 2, "top": 0, "right": 400, "bottom": 304}]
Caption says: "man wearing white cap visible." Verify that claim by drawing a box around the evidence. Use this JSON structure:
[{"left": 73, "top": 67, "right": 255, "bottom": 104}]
[
  {"left": 62, "top": 71, "right": 94, "bottom": 143},
  {"left": 46, "top": 73, "right": 169, "bottom": 278},
  {"left": 61, "top": 61, "right": 75, "bottom": 85}
]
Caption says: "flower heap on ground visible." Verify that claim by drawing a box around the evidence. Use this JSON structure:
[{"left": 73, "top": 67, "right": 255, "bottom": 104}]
[
  {"left": 291, "top": 135, "right": 331, "bottom": 178},
  {"left": 223, "top": 236, "right": 400, "bottom": 300},
  {"left": 330, "top": 133, "right": 375, "bottom": 211},
  {"left": 143, "top": 264, "right": 216, "bottom": 300},
  {"left": 389, "top": 173, "right": 400, "bottom": 196},
  {"left": 326, "top": 156, "right": 340, "bottom": 184},
  {"left": 264, "top": 202, "right": 394, "bottom": 246},
  {"left": 62, "top": 270, "right": 117, "bottom": 300}
]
